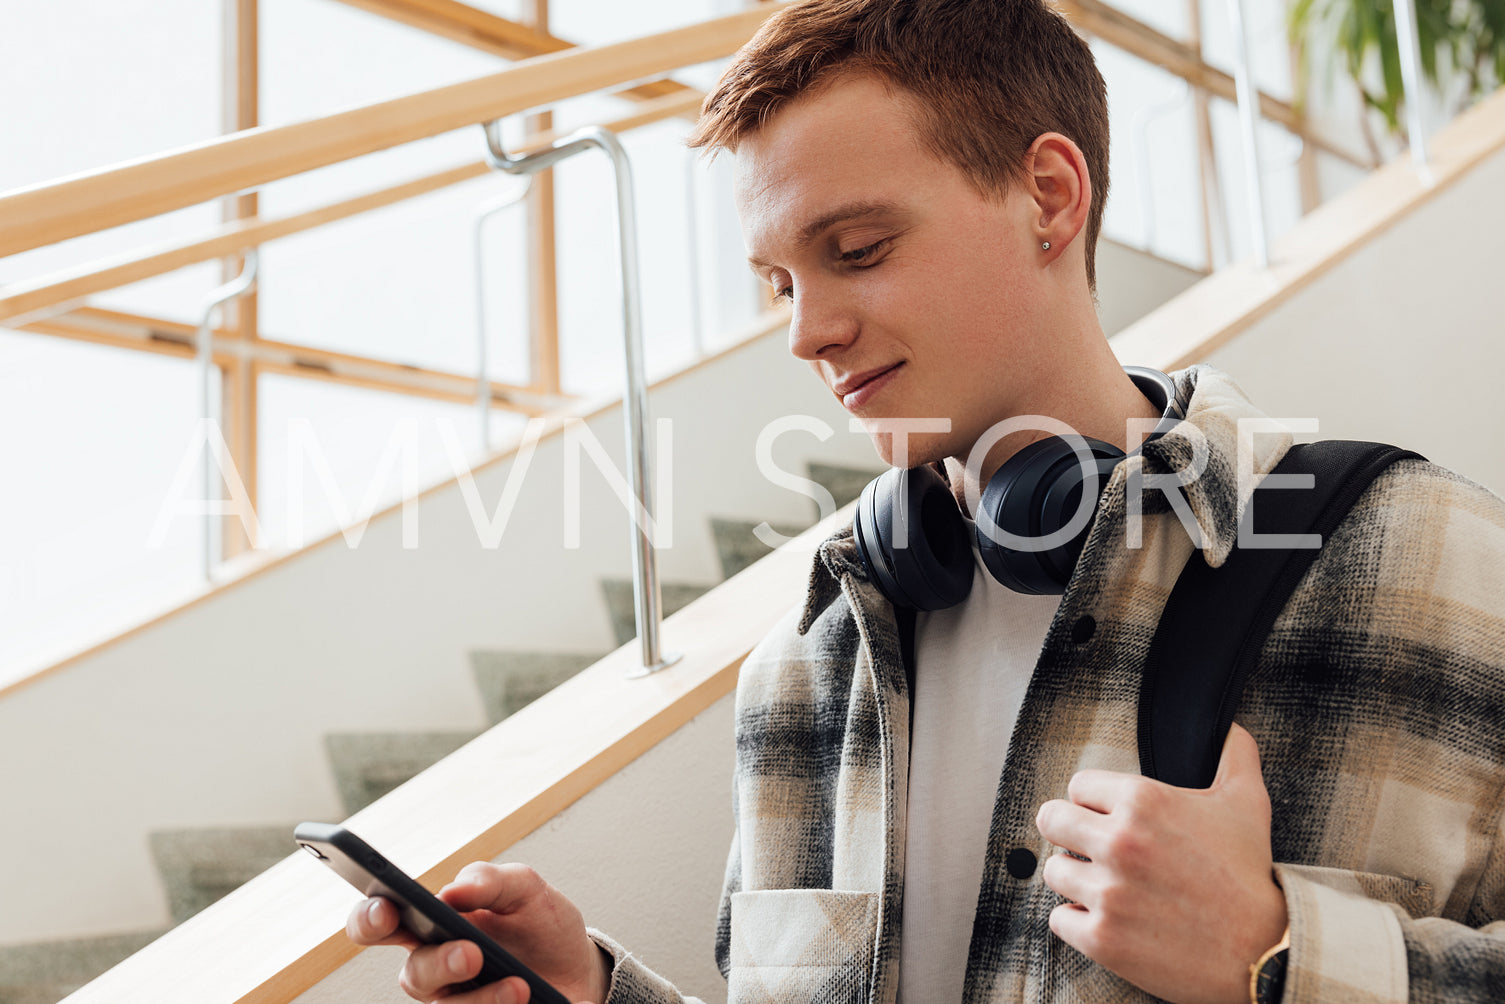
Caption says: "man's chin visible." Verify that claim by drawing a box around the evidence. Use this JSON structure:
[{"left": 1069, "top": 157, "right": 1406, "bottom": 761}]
[{"left": 864, "top": 427, "right": 955, "bottom": 470}]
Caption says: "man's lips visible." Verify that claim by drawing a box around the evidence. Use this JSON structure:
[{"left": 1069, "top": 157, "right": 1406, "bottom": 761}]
[{"left": 833, "top": 362, "right": 904, "bottom": 409}]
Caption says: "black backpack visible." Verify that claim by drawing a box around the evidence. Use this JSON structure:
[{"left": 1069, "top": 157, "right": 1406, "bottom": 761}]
[{"left": 1139, "top": 439, "right": 1423, "bottom": 788}]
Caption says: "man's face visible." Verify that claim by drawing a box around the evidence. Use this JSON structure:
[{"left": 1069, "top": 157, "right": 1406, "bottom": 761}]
[{"left": 734, "top": 72, "right": 1050, "bottom": 468}]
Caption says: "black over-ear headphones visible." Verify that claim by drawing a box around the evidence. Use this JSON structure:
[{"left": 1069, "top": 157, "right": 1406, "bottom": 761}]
[{"left": 852, "top": 366, "right": 1182, "bottom": 608}]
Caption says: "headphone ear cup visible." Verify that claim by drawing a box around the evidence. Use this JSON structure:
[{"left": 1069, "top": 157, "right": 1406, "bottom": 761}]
[
  {"left": 977, "top": 437, "right": 1124, "bottom": 595},
  {"left": 854, "top": 465, "right": 974, "bottom": 611}
]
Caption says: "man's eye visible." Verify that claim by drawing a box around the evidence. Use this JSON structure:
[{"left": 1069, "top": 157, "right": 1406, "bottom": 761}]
[
  {"left": 841, "top": 239, "right": 890, "bottom": 264},
  {"left": 771, "top": 285, "right": 794, "bottom": 304}
]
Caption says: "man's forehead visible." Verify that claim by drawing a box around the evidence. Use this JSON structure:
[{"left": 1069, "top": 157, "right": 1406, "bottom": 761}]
[
  {"left": 733, "top": 78, "right": 924, "bottom": 259},
  {"left": 732, "top": 75, "right": 915, "bottom": 187}
]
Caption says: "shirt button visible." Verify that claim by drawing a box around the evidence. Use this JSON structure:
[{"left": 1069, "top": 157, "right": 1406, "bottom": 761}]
[
  {"left": 1071, "top": 615, "right": 1096, "bottom": 644},
  {"left": 1005, "top": 847, "right": 1037, "bottom": 879}
]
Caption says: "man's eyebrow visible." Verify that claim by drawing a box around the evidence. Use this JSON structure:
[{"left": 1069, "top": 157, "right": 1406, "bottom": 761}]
[{"left": 747, "top": 200, "right": 906, "bottom": 273}]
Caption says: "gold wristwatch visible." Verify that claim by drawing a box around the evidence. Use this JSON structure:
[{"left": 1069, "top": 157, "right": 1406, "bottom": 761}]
[{"left": 1249, "top": 926, "right": 1291, "bottom": 1004}]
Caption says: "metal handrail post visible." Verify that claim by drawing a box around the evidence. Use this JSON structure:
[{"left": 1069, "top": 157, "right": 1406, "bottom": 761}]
[
  {"left": 1226, "top": 0, "right": 1270, "bottom": 268},
  {"left": 1392, "top": 0, "right": 1433, "bottom": 181},
  {"left": 473, "top": 178, "right": 535, "bottom": 454},
  {"left": 481, "top": 121, "right": 680, "bottom": 677},
  {"left": 196, "top": 250, "right": 259, "bottom": 581}
]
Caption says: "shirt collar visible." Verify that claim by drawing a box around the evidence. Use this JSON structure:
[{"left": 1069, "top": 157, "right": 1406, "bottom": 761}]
[{"left": 1139, "top": 365, "right": 1292, "bottom": 568}]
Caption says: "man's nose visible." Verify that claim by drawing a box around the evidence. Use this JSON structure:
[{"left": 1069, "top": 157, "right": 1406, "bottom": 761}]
[{"left": 787, "top": 291, "right": 859, "bottom": 362}]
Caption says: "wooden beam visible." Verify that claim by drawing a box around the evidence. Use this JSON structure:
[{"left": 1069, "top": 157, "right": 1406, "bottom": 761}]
[
  {"left": 0, "top": 5, "right": 774, "bottom": 259},
  {"left": 1290, "top": 40, "right": 1325, "bottom": 215},
  {"left": 1055, "top": 0, "right": 1371, "bottom": 170},
  {"left": 329, "top": 0, "right": 697, "bottom": 107},
  {"left": 222, "top": 0, "right": 261, "bottom": 557},
  {"left": 18, "top": 307, "right": 571, "bottom": 417},
  {"left": 222, "top": 356, "right": 261, "bottom": 548},
  {"left": 0, "top": 91, "right": 702, "bottom": 326},
  {"left": 222, "top": 0, "right": 260, "bottom": 272},
  {"left": 332, "top": 0, "right": 574, "bottom": 59},
  {"left": 525, "top": 0, "right": 561, "bottom": 395},
  {"left": 527, "top": 145, "right": 561, "bottom": 394}
]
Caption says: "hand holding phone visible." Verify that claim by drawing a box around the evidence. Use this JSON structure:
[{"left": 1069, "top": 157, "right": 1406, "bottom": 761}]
[{"left": 296, "top": 822, "right": 580, "bottom": 1004}]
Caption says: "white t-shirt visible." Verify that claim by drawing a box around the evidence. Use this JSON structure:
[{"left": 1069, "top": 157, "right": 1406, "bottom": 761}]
[{"left": 897, "top": 525, "right": 1060, "bottom": 1004}]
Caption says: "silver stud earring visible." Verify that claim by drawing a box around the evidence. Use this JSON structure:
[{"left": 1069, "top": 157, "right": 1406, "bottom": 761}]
[{"left": 1041, "top": 241, "right": 1052, "bottom": 251}]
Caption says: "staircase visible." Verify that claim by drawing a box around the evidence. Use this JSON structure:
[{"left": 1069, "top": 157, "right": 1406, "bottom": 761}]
[{"left": 0, "top": 461, "right": 880, "bottom": 1004}]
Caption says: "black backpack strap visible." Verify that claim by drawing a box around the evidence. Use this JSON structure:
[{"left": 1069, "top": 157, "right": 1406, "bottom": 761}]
[{"left": 1138, "top": 440, "right": 1424, "bottom": 788}]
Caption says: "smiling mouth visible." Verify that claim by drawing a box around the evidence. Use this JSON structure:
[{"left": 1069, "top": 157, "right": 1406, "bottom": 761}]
[{"left": 837, "top": 362, "right": 903, "bottom": 409}]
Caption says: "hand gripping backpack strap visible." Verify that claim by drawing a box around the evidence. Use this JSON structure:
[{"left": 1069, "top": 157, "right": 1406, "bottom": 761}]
[{"left": 1138, "top": 440, "right": 1424, "bottom": 788}]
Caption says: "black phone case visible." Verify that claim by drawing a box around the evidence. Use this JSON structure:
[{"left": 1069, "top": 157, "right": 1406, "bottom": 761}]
[{"left": 294, "top": 822, "right": 572, "bottom": 1004}]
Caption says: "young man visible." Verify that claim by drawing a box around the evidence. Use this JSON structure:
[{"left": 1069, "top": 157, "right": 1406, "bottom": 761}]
[{"left": 348, "top": 1, "right": 1505, "bottom": 1001}]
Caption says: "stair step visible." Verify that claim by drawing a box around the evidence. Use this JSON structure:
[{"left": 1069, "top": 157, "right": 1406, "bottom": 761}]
[
  {"left": 469, "top": 651, "right": 606, "bottom": 725},
  {"left": 708, "top": 516, "right": 811, "bottom": 580},
  {"left": 149, "top": 826, "right": 296, "bottom": 924},
  {"left": 599, "top": 580, "right": 713, "bottom": 648},
  {"left": 324, "top": 731, "right": 479, "bottom": 815},
  {"left": 806, "top": 461, "right": 884, "bottom": 514},
  {"left": 0, "top": 931, "right": 162, "bottom": 1004}
]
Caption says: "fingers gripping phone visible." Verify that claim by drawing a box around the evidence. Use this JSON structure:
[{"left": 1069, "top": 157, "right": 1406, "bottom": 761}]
[{"left": 294, "top": 822, "right": 571, "bottom": 1004}]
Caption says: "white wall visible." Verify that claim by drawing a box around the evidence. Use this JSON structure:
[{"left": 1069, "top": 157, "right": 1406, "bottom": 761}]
[
  {"left": 1096, "top": 239, "right": 1205, "bottom": 336},
  {"left": 1207, "top": 143, "right": 1505, "bottom": 497}
]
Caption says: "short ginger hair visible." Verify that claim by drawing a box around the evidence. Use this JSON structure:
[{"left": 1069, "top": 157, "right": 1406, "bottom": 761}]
[{"left": 688, "top": 0, "right": 1111, "bottom": 292}]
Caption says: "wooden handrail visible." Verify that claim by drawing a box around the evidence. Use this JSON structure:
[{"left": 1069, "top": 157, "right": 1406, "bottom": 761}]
[
  {"left": 0, "top": 90, "right": 702, "bottom": 326},
  {"left": 329, "top": 0, "right": 701, "bottom": 106},
  {"left": 0, "top": 5, "right": 780, "bottom": 260}
]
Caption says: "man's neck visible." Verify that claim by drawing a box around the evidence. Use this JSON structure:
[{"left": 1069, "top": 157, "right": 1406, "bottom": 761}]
[{"left": 942, "top": 347, "right": 1164, "bottom": 517}]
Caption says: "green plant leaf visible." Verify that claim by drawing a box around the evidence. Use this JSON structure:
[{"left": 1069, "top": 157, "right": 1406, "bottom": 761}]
[
  {"left": 1287, "top": 0, "right": 1502, "bottom": 135},
  {"left": 1289, "top": 0, "right": 1319, "bottom": 44},
  {"left": 1379, "top": 11, "right": 1407, "bottom": 132},
  {"left": 1341, "top": 4, "right": 1367, "bottom": 79},
  {"left": 1415, "top": 0, "right": 1445, "bottom": 81}
]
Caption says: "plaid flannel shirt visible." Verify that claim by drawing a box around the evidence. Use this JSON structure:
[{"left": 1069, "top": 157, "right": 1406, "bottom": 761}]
[{"left": 595, "top": 365, "right": 1505, "bottom": 1003}]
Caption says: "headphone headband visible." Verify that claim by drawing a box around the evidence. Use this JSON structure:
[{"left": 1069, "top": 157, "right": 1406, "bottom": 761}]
[{"left": 852, "top": 366, "right": 1182, "bottom": 608}]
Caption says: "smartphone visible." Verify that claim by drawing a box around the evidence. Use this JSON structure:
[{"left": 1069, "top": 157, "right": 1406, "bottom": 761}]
[{"left": 294, "top": 821, "right": 571, "bottom": 1003}]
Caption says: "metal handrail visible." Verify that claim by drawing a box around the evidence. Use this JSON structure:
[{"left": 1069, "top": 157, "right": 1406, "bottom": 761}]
[
  {"left": 473, "top": 177, "right": 535, "bottom": 454},
  {"left": 480, "top": 121, "right": 679, "bottom": 677},
  {"left": 196, "top": 250, "right": 259, "bottom": 580},
  {"left": 1392, "top": 0, "right": 1433, "bottom": 181},
  {"left": 1226, "top": 0, "right": 1270, "bottom": 268}
]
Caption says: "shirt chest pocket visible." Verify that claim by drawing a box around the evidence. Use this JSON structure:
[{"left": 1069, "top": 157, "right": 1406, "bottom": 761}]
[{"left": 727, "top": 888, "right": 880, "bottom": 1004}]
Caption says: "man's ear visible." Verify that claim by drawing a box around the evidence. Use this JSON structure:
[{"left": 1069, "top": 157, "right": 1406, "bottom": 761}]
[{"left": 1025, "top": 132, "right": 1092, "bottom": 253}]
